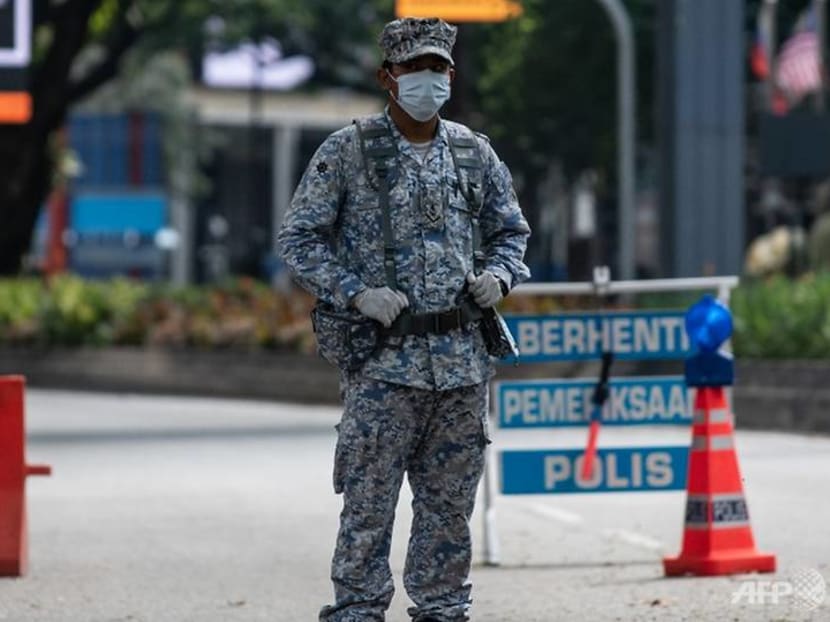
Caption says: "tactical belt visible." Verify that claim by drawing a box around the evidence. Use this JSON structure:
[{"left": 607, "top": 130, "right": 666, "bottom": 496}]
[{"left": 384, "top": 300, "right": 483, "bottom": 337}]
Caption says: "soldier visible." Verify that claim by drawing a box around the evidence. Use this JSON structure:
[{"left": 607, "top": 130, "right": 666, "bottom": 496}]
[{"left": 278, "top": 16, "right": 530, "bottom": 622}]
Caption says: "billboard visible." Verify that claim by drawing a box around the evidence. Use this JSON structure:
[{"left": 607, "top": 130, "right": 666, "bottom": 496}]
[{"left": 0, "top": 0, "right": 31, "bottom": 123}]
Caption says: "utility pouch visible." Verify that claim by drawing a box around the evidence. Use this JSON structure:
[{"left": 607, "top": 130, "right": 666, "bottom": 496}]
[
  {"left": 479, "top": 306, "right": 520, "bottom": 363},
  {"left": 310, "top": 302, "right": 380, "bottom": 371}
]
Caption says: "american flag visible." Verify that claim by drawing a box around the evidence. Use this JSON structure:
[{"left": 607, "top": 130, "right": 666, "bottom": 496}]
[{"left": 775, "top": 8, "right": 823, "bottom": 105}]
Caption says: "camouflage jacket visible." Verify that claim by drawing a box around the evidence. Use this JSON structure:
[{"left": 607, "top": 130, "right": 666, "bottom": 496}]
[{"left": 278, "top": 110, "right": 530, "bottom": 390}]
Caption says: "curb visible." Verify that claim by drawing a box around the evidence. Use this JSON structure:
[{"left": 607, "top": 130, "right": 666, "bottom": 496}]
[{"left": 0, "top": 348, "right": 828, "bottom": 433}]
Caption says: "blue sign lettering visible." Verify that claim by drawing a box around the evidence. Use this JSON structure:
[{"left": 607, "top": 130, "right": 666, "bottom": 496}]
[
  {"left": 500, "top": 446, "right": 689, "bottom": 494},
  {"left": 496, "top": 376, "right": 692, "bottom": 428},
  {"left": 504, "top": 311, "right": 692, "bottom": 362}
]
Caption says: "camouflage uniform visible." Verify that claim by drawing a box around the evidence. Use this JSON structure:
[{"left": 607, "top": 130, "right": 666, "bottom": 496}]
[{"left": 277, "top": 17, "right": 530, "bottom": 622}]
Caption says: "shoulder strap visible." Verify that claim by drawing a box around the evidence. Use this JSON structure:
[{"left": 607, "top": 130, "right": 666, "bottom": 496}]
[
  {"left": 447, "top": 126, "right": 484, "bottom": 212},
  {"left": 353, "top": 117, "right": 399, "bottom": 290},
  {"left": 353, "top": 115, "right": 399, "bottom": 190},
  {"left": 447, "top": 125, "right": 486, "bottom": 269}
]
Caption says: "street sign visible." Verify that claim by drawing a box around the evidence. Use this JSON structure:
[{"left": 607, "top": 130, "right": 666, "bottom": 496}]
[
  {"left": 504, "top": 310, "right": 692, "bottom": 362},
  {"left": 395, "top": 0, "right": 523, "bottom": 23},
  {"left": 496, "top": 376, "right": 692, "bottom": 428},
  {"left": 500, "top": 445, "right": 688, "bottom": 494},
  {"left": 0, "top": 0, "right": 30, "bottom": 123},
  {"left": 0, "top": 0, "right": 30, "bottom": 67}
]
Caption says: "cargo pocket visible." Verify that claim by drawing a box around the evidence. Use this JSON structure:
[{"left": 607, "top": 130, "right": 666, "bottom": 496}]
[{"left": 332, "top": 417, "right": 382, "bottom": 494}]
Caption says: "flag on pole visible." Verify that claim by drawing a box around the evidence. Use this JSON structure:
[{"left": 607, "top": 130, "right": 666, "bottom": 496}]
[{"left": 776, "top": 7, "right": 823, "bottom": 106}]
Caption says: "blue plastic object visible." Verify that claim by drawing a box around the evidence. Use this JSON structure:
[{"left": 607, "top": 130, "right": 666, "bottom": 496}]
[
  {"left": 685, "top": 294, "right": 733, "bottom": 353},
  {"left": 684, "top": 295, "right": 735, "bottom": 387},
  {"left": 685, "top": 350, "right": 734, "bottom": 387}
]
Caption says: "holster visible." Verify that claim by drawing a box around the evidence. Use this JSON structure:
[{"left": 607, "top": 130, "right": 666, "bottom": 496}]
[
  {"left": 310, "top": 302, "right": 380, "bottom": 372},
  {"left": 478, "top": 305, "right": 520, "bottom": 361}
]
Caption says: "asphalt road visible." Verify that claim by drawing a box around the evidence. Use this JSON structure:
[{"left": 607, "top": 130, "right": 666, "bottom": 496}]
[{"left": 0, "top": 389, "right": 828, "bottom": 622}]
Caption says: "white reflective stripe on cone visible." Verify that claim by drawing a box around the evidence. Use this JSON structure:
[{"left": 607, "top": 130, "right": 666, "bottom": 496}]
[
  {"left": 693, "top": 408, "right": 730, "bottom": 424},
  {"left": 691, "top": 434, "right": 734, "bottom": 451}
]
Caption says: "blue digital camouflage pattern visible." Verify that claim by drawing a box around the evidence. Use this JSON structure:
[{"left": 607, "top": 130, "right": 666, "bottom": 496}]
[
  {"left": 278, "top": 110, "right": 531, "bottom": 391},
  {"left": 319, "top": 376, "right": 489, "bottom": 622},
  {"left": 378, "top": 17, "right": 457, "bottom": 65}
]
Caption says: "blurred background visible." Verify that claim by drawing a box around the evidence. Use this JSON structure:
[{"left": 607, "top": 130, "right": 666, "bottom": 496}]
[
  {"left": 3, "top": 7, "right": 830, "bottom": 618},
  {"left": 0, "top": 0, "right": 829, "bottom": 357}
]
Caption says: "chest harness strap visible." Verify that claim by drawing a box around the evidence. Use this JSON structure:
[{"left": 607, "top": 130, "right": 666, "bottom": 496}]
[{"left": 353, "top": 117, "right": 486, "bottom": 336}]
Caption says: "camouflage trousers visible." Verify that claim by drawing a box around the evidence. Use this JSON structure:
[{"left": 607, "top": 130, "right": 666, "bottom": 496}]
[{"left": 319, "top": 376, "right": 490, "bottom": 622}]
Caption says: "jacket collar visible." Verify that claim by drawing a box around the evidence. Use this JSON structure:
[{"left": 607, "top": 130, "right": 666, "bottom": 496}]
[{"left": 383, "top": 107, "right": 448, "bottom": 166}]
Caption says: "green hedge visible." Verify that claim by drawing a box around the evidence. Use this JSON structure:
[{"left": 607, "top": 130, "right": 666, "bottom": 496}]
[
  {"left": 732, "top": 274, "right": 830, "bottom": 358},
  {"left": 1, "top": 273, "right": 829, "bottom": 358},
  {"left": 0, "top": 275, "right": 316, "bottom": 352}
]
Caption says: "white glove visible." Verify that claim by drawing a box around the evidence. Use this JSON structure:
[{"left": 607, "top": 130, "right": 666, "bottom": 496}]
[
  {"left": 352, "top": 287, "right": 409, "bottom": 328},
  {"left": 466, "top": 271, "right": 504, "bottom": 308}
]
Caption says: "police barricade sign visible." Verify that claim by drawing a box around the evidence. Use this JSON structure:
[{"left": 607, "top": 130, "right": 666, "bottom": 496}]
[
  {"left": 481, "top": 276, "right": 740, "bottom": 565},
  {"left": 496, "top": 309, "right": 694, "bottom": 496}
]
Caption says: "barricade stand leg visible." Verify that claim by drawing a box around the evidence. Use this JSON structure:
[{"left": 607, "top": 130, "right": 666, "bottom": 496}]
[
  {"left": 0, "top": 376, "right": 52, "bottom": 577},
  {"left": 482, "top": 446, "right": 500, "bottom": 566}
]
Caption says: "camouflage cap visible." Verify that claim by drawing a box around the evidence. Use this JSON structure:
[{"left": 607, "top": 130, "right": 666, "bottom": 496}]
[{"left": 378, "top": 17, "right": 457, "bottom": 66}]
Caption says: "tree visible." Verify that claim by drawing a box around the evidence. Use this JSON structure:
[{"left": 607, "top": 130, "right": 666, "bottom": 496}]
[
  {"left": 465, "top": 1, "right": 655, "bottom": 248},
  {"left": 1, "top": 0, "right": 144, "bottom": 275},
  {"left": 0, "top": 0, "right": 393, "bottom": 276}
]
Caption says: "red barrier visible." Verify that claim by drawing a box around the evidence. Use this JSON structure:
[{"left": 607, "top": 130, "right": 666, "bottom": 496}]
[
  {"left": 0, "top": 376, "right": 51, "bottom": 577},
  {"left": 663, "top": 386, "right": 775, "bottom": 576}
]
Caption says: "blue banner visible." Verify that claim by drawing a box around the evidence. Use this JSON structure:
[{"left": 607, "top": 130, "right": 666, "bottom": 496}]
[
  {"left": 500, "top": 446, "right": 689, "bottom": 494},
  {"left": 495, "top": 376, "right": 692, "bottom": 428},
  {"left": 504, "top": 311, "right": 692, "bottom": 362}
]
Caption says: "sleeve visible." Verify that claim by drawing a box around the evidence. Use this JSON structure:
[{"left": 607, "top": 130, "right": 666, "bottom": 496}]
[
  {"left": 276, "top": 130, "right": 366, "bottom": 308},
  {"left": 477, "top": 138, "right": 532, "bottom": 291}
]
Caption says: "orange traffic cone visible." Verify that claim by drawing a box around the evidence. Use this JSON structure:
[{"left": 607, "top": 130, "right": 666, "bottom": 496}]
[{"left": 663, "top": 386, "right": 776, "bottom": 576}]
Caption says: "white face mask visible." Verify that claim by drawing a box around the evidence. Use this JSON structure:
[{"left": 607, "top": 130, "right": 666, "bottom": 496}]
[{"left": 388, "top": 69, "right": 451, "bottom": 122}]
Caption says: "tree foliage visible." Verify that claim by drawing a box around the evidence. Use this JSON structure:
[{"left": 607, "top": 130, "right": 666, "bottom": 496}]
[
  {"left": 5, "top": 0, "right": 800, "bottom": 276},
  {"left": 0, "top": 0, "right": 395, "bottom": 275},
  {"left": 467, "top": 0, "right": 655, "bottom": 183}
]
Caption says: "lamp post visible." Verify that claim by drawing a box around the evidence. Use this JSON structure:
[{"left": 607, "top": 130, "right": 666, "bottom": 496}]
[
  {"left": 816, "top": 0, "right": 827, "bottom": 112},
  {"left": 595, "top": 0, "right": 636, "bottom": 281}
]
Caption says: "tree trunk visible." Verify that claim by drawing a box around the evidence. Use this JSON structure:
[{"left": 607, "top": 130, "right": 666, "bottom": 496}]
[
  {"left": 0, "top": 124, "right": 53, "bottom": 275},
  {"left": 0, "top": 1, "right": 108, "bottom": 275}
]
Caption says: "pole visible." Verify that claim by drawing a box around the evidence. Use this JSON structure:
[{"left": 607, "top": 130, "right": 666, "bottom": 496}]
[
  {"left": 512, "top": 275, "right": 740, "bottom": 297},
  {"left": 762, "top": 0, "right": 779, "bottom": 111},
  {"left": 169, "top": 117, "right": 195, "bottom": 285},
  {"left": 272, "top": 126, "right": 299, "bottom": 251},
  {"left": 596, "top": 0, "right": 636, "bottom": 281},
  {"left": 816, "top": 0, "right": 827, "bottom": 112},
  {"left": 481, "top": 444, "right": 500, "bottom": 565}
]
